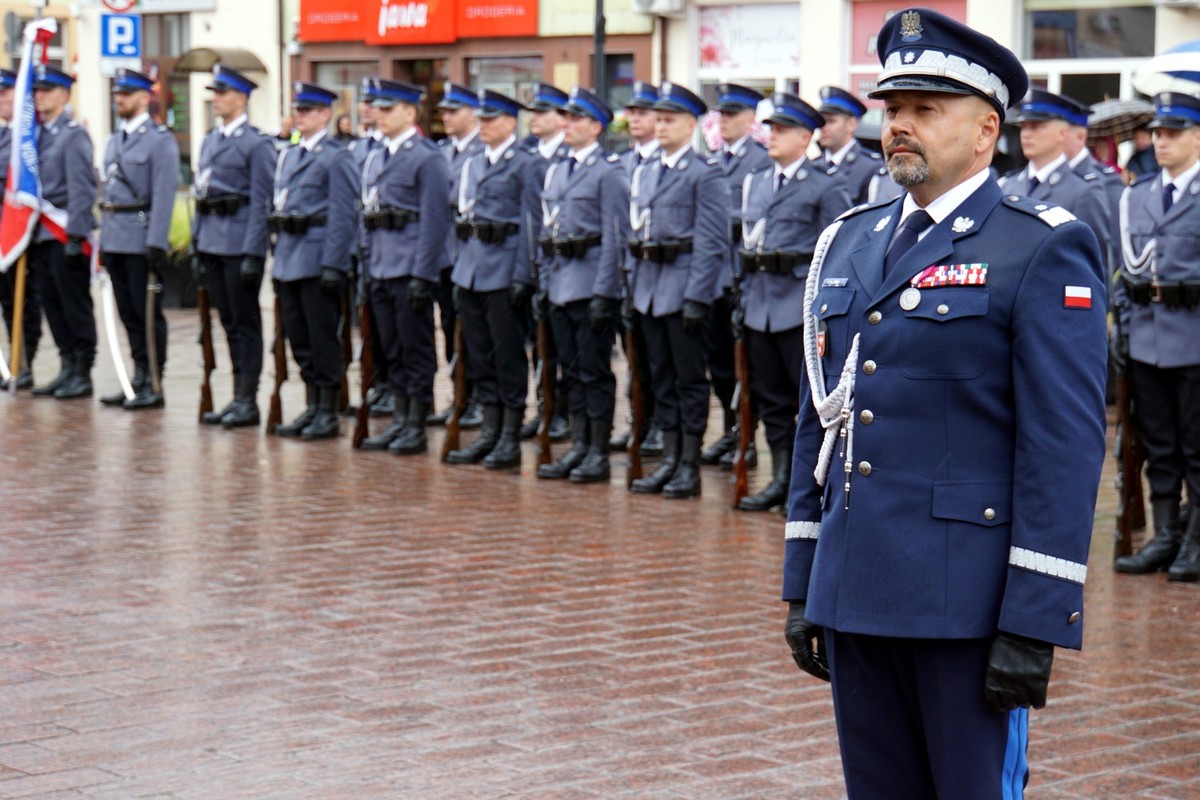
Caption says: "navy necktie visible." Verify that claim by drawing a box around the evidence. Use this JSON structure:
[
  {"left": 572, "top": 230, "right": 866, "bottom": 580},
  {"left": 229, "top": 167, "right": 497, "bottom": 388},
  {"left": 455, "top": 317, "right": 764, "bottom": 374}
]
[
  {"left": 883, "top": 210, "right": 934, "bottom": 277},
  {"left": 383, "top": 146, "right": 391, "bottom": 165},
  {"left": 567, "top": 158, "right": 577, "bottom": 178},
  {"left": 1028, "top": 176, "right": 1040, "bottom": 192},
  {"left": 1163, "top": 183, "right": 1175, "bottom": 214},
  {"left": 776, "top": 172, "right": 786, "bottom": 193}
]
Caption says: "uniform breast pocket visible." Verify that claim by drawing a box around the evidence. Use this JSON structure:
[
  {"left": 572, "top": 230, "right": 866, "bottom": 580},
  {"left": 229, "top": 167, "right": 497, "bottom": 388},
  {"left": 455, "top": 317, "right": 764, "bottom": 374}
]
[
  {"left": 899, "top": 288, "right": 989, "bottom": 380},
  {"left": 811, "top": 287, "right": 855, "bottom": 359}
]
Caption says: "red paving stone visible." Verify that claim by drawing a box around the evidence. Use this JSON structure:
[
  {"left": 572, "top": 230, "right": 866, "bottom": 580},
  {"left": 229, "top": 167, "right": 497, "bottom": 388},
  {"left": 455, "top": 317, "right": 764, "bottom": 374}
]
[{"left": 0, "top": 305, "right": 1197, "bottom": 799}]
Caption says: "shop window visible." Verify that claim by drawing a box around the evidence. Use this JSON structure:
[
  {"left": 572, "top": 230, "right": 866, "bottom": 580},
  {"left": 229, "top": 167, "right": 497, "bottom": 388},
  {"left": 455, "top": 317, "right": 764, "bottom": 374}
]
[
  {"left": 606, "top": 54, "right": 635, "bottom": 111},
  {"left": 468, "top": 56, "right": 542, "bottom": 140},
  {"left": 1024, "top": 1, "right": 1155, "bottom": 60},
  {"left": 314, "top": 61, "right": 380, "bottom": 125}
]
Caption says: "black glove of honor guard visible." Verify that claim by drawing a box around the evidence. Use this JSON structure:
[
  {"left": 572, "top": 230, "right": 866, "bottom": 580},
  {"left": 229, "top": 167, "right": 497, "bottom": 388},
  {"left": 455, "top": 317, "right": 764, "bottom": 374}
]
[
  {"left": 784, "top": 601, "right": 830, "bottom": 682},
  {"left": 588, "top": 297, "right": 613, "bottom": 333},
  {"left": 984, "top": 631, "right": 1054, "bottom": 712},
  {"left": 681, "top": 300, "right": 709, "bottom": 336},
  {"left": 240, "top": 256, "right": 265, "bottom": 286},
  {"left": 320, "top": 267, "right": 344, "bottom": 293},
  {"left": 509, "top": 280, "right": 534, "bottom": 308},
  {"left": 408, "top": 277, "right": 434, "bottom": 313},
  {"left": 145, "top": 245, "right": 168, "bottom": 276}
]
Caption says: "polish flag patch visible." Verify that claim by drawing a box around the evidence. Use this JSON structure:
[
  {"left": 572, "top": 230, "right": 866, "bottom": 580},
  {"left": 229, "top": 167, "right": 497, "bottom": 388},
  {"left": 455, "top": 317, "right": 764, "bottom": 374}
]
[{"left": 1063, "top": 285, "right": 1092, "bottom": 309}]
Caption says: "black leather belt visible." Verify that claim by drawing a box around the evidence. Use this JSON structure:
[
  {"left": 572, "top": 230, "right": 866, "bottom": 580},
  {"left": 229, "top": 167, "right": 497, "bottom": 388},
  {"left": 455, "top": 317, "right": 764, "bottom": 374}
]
[
  {"left": 628, "top": 238, "right": 693, "bottom": 264},
  {"left": 456, "top": 219, "right": 517, "bottom": 245},
  {"left": 100, "top": 202, "right": 150, "bottom": 214},
  {"left": 540, "top": 235, "right": 602, "bottom": 259},
  {"left": 738, "top": 250, "right": 813, "bottom": 275},
  {"left": 364, "top": 208, "right": 420, "bottom": 231},
  {"left": 268, "top": 215, "right": 327, "bottom": 235},
  {"left": 1124, "top": 277, "right": 1200, "bottom": 309},
  {"left": 196, "top": 195, "right": 249, "bottom": 216}
]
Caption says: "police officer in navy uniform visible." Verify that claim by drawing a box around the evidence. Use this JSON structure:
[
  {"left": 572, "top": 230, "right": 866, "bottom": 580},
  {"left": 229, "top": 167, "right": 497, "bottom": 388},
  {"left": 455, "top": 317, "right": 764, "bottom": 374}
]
[
  {"left": 269, "top": 82, "right": 358, "bottom": 440},
  {"left": 817, "top": 86, "right": 886, "bottom": 208},
  {"left": 999, "top": 89, "right": 1114, "bottom": 265},
  {"left": 703, "top": 83, "right": 770, "bottom": 469},
  {"left": 783, "top": 10, "right": 1106, "bottom": 797},
  {"left": 735, "top": 94, "right": 850, "bottom": 512},
  {"left": 99, "top": 68, "right": 180, "bottom": 410},
  {"left": 357, "top": 80, "right": 450, "bottom": 455},
  {"left": 534, "top": 87, "right": 629, "bottom": 483},
  {"left": 194, "top": 66, "right": 275, "bottom": 427},
  {"left": 1112, "top": 92, "right": 1200, "bottom": 583},
  {"left": 627, "top": 82, "right": 729, "bottom": 499},
  {"left": 445, "top": 90, "right": 544, "bottom": 470},
  {"left": 431, "top": 82, "right": 485, "bottom": 427}
]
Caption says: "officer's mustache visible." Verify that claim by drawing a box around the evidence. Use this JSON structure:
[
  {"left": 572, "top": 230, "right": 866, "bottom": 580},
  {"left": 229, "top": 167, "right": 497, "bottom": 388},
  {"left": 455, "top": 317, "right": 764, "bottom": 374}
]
[{"left": 885, "top": 137, "right": 926, "bottom": 161}]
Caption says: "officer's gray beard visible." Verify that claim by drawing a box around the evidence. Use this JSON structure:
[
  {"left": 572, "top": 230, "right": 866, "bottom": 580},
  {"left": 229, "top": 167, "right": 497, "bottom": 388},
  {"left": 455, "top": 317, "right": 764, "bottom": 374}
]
[{"left": 885, "top": 137, "right": 930, "bottom": 186}]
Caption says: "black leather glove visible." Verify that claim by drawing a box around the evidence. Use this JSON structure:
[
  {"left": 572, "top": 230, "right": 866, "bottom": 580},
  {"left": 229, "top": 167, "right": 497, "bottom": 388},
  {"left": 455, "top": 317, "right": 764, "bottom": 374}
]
[
  {"left": 509, "top": 280, "right": 534, "bottom": 308},
  {"left": 145, "top": 245, "right": 168, "bottom": 276},
  {"left": 784, "top": 601, "right": 830, "bottom": 682},
  {"left": 681, "top": 300, "right": 710, "bottom": 336},
  {"left": 452, "top": 284, "right": 461, "bottom": 311},
  {"left": 531, "top": 289, "right": 548, "bottom": 324},
  {"left": 589, "top": 297, "right": 613, "bottom": 333},
  {"left": 1109, "top": 332, "right": 1129, "bottom": 376},
  {"left": 731, "top": 299, "right": 746, "bottom": 341},
  {"left": 621, "top": 295, "right": 635, "bottom": 331},
  {"left": 408, "top": 277, "right": 434, "bottom": 313},
  {"left": 240, "top": 256, "right": 265, "bottom": 286},
  {"left": 320, "top": 266, "right": 344, "bottom": 293},
  {"left": 191, "top": 252, "right": 206, "bottom": 286},
  {"left": 64, "top": 236, "right": 87, "bottom": 272},
  {"left": 984, "top": 631, "right": 1055, "bottom": 712}
]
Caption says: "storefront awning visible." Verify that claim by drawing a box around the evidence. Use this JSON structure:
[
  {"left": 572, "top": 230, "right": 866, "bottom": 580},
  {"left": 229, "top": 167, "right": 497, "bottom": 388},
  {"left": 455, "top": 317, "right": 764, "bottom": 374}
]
[{"left": 173, "top": 47, "right": 268, "bottom": 74}]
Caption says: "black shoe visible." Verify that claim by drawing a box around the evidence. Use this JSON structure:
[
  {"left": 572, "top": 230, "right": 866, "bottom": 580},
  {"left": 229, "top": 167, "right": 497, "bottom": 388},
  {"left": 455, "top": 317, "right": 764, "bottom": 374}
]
[
  {"left": 548, "top": 413, "right": 571, "bottom": 442},
  {"left": 53, "top": 367, "right": 93, "bottom": 400},
  {"left": 1115, "top": 499, "right": 1182, "bottom": 574},
  {"left": 301, "top": 387, "right": 340, "bottom": 440},
  {"left": 663, "top": 433, "right": 702, "bottom": 498},
  {"left": 276, "top": 385, "right": 318, "bottom": 437},
  {"left": 389, "top": 400, "right": 430, "bottom": 455},
  {"left": 630, "top": 430, "right": 680, "bottom": 494},
  {"left": 221, "top": 399, "right": 261, "bottom": 428},
  {"left": 641, "top": 423, "right": 665, "bottom": 458},
  {"left": 447, "top": 406, "right": 501, "bottom": 464},
  {"left": 538, "top": 416, "right": 589, "bottom": 479},
  {"left": 103, "top": 366, "right": 145, "bottom": 407},
  {"left": 700, "top": 429, "right": 737, "bottom": 465},
  {"left": 1168, "top": 513, "right": 1200, "bottom": 583},
  {"left": 426, "top": 407, "right": 451, "bottom": 427},
  {"left": 32, "top": 359, "right": 72, "bottom": 397},
  {"left": 483, "top": 408, "right": 523, "bottom": 469},
  {"left": 124, "top": 379, "right": 165, "bottom": 410},
  {"left": 739, "top": 446, "right": 792, "bottom": 511},
  {"left": 5, "top": 368, "right": 34, "bottom": 391},
  {"left": 369, "top": 389, "right": 396, "bottom": 418},
  {"left": 570, "top": 418, "right": 612, "bottom": 484},
  {"left": 361, "top": 411, "right": 407, "bottom": 451},
  {"left": 520, "top": 414, "right": 541, "bottom": 440},
  {"left": 203, "top": 398, "right": 238, "bottom": 425},
  {"left": 610, "top": 430, "right": 631, "bottom": 452},
  {"left": 720, "top": 440, "right": 757, "bottom": 471},
  {"left": 459, "top": 402, "right": 484, "bottom": 429}
]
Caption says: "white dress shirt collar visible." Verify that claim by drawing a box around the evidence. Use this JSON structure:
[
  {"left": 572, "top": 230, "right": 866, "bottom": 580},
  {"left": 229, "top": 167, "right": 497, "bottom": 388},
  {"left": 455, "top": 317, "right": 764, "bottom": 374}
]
[
  {"left": 826, "top": 139, "right": 856, "bottom": 166},
  {"left": 538, "top": 130, "right": 565, "bottom": 159},
  {"left": 568, "top": 141, "right": 600, "bottom": 164},
  {"left": 661, "top": 145, "right": 691, "bottom": 169},
  {"left": 486, "top": 134, "right": 517, "bottom": 165},
  {"left": 300, "top": 129, "right": 328, "bottom": 151},
  {"left": 220, "top": 114, "right": 248, "bottom": 137},
  {"left": 1026, "top": 153, "right": 1067, "bottom": 184},
  {"left": 385, "top": 126, "right": 419, "bottom": 155},
  {"left": 897, "top": 166, "right": 992, "bottom": 238},
  {"left": 122, "top": 112, "right": 151, "bottom": 135},
  {"left": 1161, "top": 159, "right": 1200, "bottom": 204},
  {"left": 453, "top": 126, "right": 479, "bottom": 153}
]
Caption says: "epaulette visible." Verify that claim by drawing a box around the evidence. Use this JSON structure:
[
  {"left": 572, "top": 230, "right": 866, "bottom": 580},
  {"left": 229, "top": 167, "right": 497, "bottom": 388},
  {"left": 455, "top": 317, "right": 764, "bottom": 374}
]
[
  {"left": 825, "top": 164, "right": 839, "bottom": 176},
  {"left": 1001, "top": 194, "right": 1077, "bottom": 227},
  {"left": 1082, "top": 172, "right": 1099, "bottom": 182},
  {"left": 1130, "top": 171, "right": 1155, "bottom": 187},
  {"left": 155, "top": 124, "right": 169, "bottom": 133},
  {"left": 66, "top": 119, "right": 80, "bottom": 129},
  {"left": 706, "top": 155, "right": 720, "bottom": 166},
  {"left": 866, "top": 150, "right": 882, "bottom": 161},
  {"left": 524, "top": 145, "right": 540, "bottom": 156},
  {"left": 835, "top": 197, "right": 896, "bottom": 222},
  {"left": 606, "top": 152, "right": 620, "bottom": 163}
]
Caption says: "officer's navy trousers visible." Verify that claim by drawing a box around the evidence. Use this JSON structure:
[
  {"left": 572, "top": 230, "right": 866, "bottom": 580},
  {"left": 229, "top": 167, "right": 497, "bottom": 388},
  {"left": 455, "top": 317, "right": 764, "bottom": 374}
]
[
  {"left": 277, "top": 277, "right": 342, "bottom": 389},
  {"left": 705, "top": 287, "right": 737, "bottom": 426},
  {"left": 641, "top": 311, "right": 711, "bottom": 436},
  {"left": 1130, "top": 359, "right": 1200, "bottom": 503},
  {"left": 370, "top": 276, "right": 436, "bottom": 406},
  {"left": 747, "top": 325, "right": 804, "bottom": 451},
  {"left": 202, "top": 253, "right": 264, "bottom": 385},
  {"left": 34, "top": 241, "right": 96, "bottom": 368},
  {"left": 1, "top": 251, "right": 43, "bottom": 364},
  {"left": 549, "top": 298, "right": 618, "bottom": 422},
  {"left": 458, "top": 286, "right": 528, "bottom": 412},
  {"left": 826, "top": 630, "right": 1029, "bottom": 800},
  {"left": 106, "top": 252, "right": 167, "bottom": 372}
]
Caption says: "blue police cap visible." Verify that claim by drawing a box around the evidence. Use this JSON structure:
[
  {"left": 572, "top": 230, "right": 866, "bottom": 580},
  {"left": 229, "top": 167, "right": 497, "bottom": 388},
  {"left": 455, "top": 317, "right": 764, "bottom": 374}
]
[
  {"left": 292, "top": 81, "right": 337, "bottom": 109},
  {"left": 765, "top": 93, "right": 825, "bottom": 131},
  {"left": 530, "top": 83, "right": 569, "bottom": 112},
  {"left": 715, "top": 83, "right": 763, "bottom": 113},
  {"left": 438, "top": 82, "right": 479, "bottom": 110},
  {"left": 0, "top": 69, "right": 16, "bottom": 90},
  {"left": 868, "top": 7, "right": 1028, "bottom": 118},
  {"left": 372, "top": 79, "right": 424, "bottom": 108},
  {"left": 1015, "top": 88, "right": 1089, "bottom": 127},
  {"left": 113, "top": 68, "right": 154, "bottom": 94},
  {"left": 206, "top": 65, "right": 257, "bottom": 95},
  {"left": 360, "top": 77, "right": 381, "bottom": 102},
  {"left": 625, "top": 81, "right": 658, "bottom": 110},
  {"left": 1149, "top": 92, "right": 1200, "bottom": 130},
  {"left": 33, "top": 65, "right": 75, "bottom": 90},
  {"left": 818, "top": 86, "right": 867, "bottom": 118},
  {"left": 565, "top": 86, "right": 613, "bottom": 127},
  {"left": 476, "top": 89, "right": 525, "bottom": 118},
  {"left": 653, "top": 82, "right": 707, "bottom": 117}
]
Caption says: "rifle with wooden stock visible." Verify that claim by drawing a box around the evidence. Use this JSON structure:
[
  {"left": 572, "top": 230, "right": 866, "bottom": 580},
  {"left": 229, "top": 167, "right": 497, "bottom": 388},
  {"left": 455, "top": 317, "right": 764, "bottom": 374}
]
[
  {"left": 338, "top": 281, "right": 352, "bottom": 414},
  {"left": 617, "top": 259, "right": 643, "bottom": 487},
  {"left": 1113, "top": 319, "right": 1146, "bottom": 561},
  {"left": 440, "top": 318, "right": 468, "bottom": 461},
  {"left": 266, "top": 289, "right": 286, "bottom": 434},
  {"left": 352, "top": 271, "right": 374, "bottom": 449},
  {"left": 730, "top": 279, "right": 752, "bottom": 509},
  {"left": 196, "top": 257, "right": 216, "bottom": 423},
  {"left": 528, "top": 210, "right": 552, "bottom": 467}
]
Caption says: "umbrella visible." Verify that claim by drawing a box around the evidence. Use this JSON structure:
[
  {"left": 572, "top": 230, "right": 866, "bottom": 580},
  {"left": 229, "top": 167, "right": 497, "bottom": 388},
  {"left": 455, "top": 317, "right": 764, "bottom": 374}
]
[
  {"left": 1132, "top": 39, "right": 1200, "bottom": 95},
  {"left": 1087, "top": 98, "right": 1155, "bottom": 144}
]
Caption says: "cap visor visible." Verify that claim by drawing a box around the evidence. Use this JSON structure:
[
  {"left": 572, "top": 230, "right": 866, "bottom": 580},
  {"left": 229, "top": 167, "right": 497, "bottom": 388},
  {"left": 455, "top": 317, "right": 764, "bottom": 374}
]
[
  {"left": 765, "top": 114, "right": 805, "bottom": 128},
  {"left": 1148, "top": 116, "right": 1196, "bottom": 130},
  {"left": 651, "top": 100, "right": 697, "bottom": 116},
  {"left": 869, "top": 76, "right": 976, "bottom": 99},
  {"left": 715, "top": 102, "right": 752, "bottom": 113},
  {"left": 476, "top": 108, "right": 505, "bottom": 118}
]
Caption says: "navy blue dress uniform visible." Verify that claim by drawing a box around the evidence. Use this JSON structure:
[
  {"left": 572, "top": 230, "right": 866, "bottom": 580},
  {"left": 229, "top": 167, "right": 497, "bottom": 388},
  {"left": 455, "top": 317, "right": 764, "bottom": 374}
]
[
  {"left": 193, "top": 66, "right": 276, "bottom": 427},
  {"left": 736, "top": 95, "right": 850, "bottom": 512},
  {"left": 357, "top": 80, "right": 451, "bottom": 455},
  {"left": 704, "top": 83, "right": 771, "bottom": 466},
  {"left": 270, "top": 82, "right": 359, "bottom": 440},
  {"left": 1113, "top": 92, "right": 1200, "bottom": 582},
  {"left": 627, "top": 82, "right": 730, "bottom": 498},
  {"left": 445, "top": 89, "right": 546, "bottom": 470},
  {"left": 999, "top": 89, "right": 1115, "bottom": 270},
  {"left": 534, "top": 87, "right": 630, "bottom": 483},
  {"left": 817, "top": 86, "right": 887, "bottom": 208},
  {"left": 783, "top": 10, "right": 1107, "bottom": 799},
  {"left": 99, "top": 68, "right": 181, "bottom": 410}
]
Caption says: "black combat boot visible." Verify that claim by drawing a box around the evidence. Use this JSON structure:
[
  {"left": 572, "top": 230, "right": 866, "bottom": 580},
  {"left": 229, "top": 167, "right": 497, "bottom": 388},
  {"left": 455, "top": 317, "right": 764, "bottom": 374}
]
[
  {"left": 203, "top": 374, "right": 239, "bottom": 424},
  {"left": 124, "top": 365, "right": 165, "bottom": 410},
  {"left": 300, "top": 386, "right": 340, "bottom": 440},
  {"left": 275, "top": 384, "right": 318, "bottom": 437},
  {"left": 520, "top": 389, "right": 544, "bottom": 440},
  {"left": 570, "top": 418, "right": 612, "bottom": 484},
  {"left": 641, "top": 420, "right": 665, "bottom": 458},
  {"left": 361, "top": 397, "right": 409, "bottom": 450},
  {"left": 1168, "top": 510, "right": 1200, "bottom": 582},
  {"left": 389, "top": 399, "right": 430, "bottom": 455},
  {"left": 630, "top": 430, "right": 680, "bottom": 494},
  {"left": 484, "top": 407, "right": 524, "bottom": 469},
  {"left": 221, "top": 374, "right": 261, "bottom": 428},
  {"left": 548, "top": 389, "right": 570, "bottom": 441},
  {"left": 32, "top": 356, "right": 74, "bottom": 397},
  {"left": 701, "top": 412, "right": 738, "bottom": 465},
  {"left": 538, "top": 415, "right": 589, "bottom": 479},
  {"left": 369, "top": 386, "right": 396, "bottom": 418},
  {"left": 101, "top": 365, "right": 143, "bottom": 406},
  {"left": 53, "top": 360, "right": 93, "bottom": 399},
  {"left": 738, "top": 445, "right": 792, "bottom": 512},
  {"left": 447, "top": 405, "right": 501, "bottom": 464},
  {"left": 720, "top": 436, "right": 757, "bottom": 470},
  {"left": 1115, "top": 499, "right": 1182, "bottom": 574},
  {"left": 663, "top": 432, "right": 702, "bottom": 499}
]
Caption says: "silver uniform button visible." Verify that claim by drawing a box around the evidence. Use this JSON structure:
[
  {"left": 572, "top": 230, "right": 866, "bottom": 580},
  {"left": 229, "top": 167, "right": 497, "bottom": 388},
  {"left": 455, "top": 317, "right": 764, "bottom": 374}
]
[
  {"left": 983, "top": 507, "right": 996, "bottom": 521},
  {"left": 937, "top": 304, "right": 950, "bottom": 315},
  {"left": 1068, "top": 611, "right": 1081, "bottom": 624},
  {"left": 868, "top": 311, "right": 882, "bottom": 324},
  {"left": 862, "top": 360, "right": 877, "bottom": 375},
  {"left": 860, "top": 410, "right": 874, "bottom": 425},
  {"left": 820, "top": 303, "right": 828, "bottom": 314},
  {"left": 858, "top": 461, "right": 872, "bottom": 476}
]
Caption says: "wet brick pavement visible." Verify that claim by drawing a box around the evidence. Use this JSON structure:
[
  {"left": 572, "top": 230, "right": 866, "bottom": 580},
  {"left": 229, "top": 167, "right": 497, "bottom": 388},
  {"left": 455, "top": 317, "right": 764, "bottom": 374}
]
[{"left": 0, "top": 305, "right": 1197, "bottom": 799}]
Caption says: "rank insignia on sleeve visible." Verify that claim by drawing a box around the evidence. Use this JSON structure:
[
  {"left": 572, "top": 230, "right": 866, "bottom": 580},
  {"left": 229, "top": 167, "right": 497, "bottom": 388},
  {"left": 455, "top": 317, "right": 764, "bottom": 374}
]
[{"left": 1063, "top": 285, "right": 1092, "bottom": 309}]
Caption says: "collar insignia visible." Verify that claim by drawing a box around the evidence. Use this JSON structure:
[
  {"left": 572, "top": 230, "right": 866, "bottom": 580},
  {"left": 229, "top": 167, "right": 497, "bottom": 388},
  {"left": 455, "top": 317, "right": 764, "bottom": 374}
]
[
  {"left": 951, "top": 216, "right": 974, "bottom": 233},
  {"left": 875, "top": 215, "right": 892, "bottom": 233}
]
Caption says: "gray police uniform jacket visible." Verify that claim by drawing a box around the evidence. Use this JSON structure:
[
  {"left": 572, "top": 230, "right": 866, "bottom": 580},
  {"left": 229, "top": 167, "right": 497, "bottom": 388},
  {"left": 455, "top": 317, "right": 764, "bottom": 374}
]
[
  {"left": 35, "top": 114, "right": 96, "bottom": 244},
  {"left": 1073, "top": 154, "right": 1123, "bottom": 270},
  {"left": 539, "top": 150, "right": 630, "bottom": 306},
  {"left": 998, "top": 161, "right": 1113, "bottom": 268},
  {"left": 100, "top": 120, "right": 179, "bottom": 254},
  {"left": 1116, "top": 175, "right": 1200, "bottom": 369},
  {"left": 441, "top": 134, "right": 484, "bottom": 268},
  {"left": 628, "top": 150, "right": 730, "bottom": 317},
  {"left": 349, "top": 134, "right": 383, "bottom": 253},
  {"left": 823, "top": 140, "right": 885, "bottom": 207},
  {"left": 720, "top": 139, "right": 771, "bottom": 288},
  {"left": 868, "top": 168, "right": 905, "bottom": 205},
  {"left": 451, "top": 142, "right": 545, "bottom": 293},
  {"left": 362, "top": 136, "right": 450, "bottom": 283},
  {"left": 619, "top": 143, "right": 659, "bottom": 181},
  {"left": 193, "top": 123, "right": 275, "bottom": 258},
  {"left": 738, "top": 162, "right": 851, "bottom": 333},
  {"left": 270, "top": 136, "right": 358, "bottom": 282}
]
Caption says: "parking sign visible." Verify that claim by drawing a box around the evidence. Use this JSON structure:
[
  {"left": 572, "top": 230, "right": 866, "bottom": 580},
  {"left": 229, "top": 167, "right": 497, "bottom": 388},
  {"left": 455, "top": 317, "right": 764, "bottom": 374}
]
[{"left": 100, "top": 13, "right": 141, "bottom": 76}]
